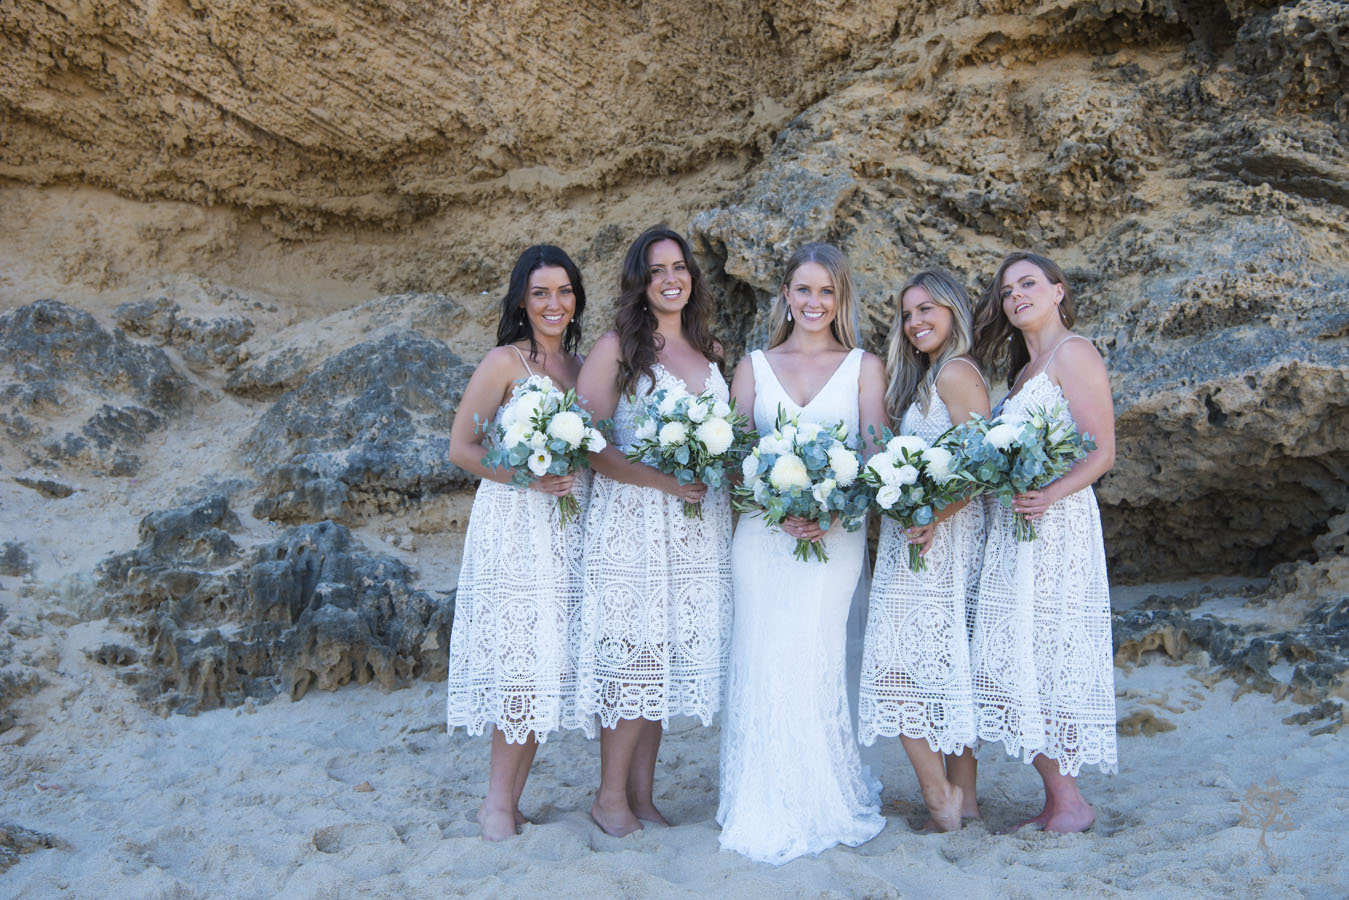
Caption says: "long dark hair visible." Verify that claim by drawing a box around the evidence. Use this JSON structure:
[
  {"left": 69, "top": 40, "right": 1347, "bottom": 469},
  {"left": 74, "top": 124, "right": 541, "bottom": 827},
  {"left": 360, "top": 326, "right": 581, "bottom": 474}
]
[
  {"left": 495, "top": 244, "right": 586, "bottom": 358},
  {"left": 972, "top": 251, "right": 1076, "bottom": 387},
  {"left": 614, "top": 225, "right": 723, "bottom": 396}
]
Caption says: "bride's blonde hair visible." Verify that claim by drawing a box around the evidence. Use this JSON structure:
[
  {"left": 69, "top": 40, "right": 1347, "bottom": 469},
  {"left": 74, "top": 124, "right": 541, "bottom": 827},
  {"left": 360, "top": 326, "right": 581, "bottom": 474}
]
[
  {"left": 884, "top": 268, "right": 975, "bottom": 421},
  {"left": 766, "top": 243, "right": 859, "bottom": 350}
]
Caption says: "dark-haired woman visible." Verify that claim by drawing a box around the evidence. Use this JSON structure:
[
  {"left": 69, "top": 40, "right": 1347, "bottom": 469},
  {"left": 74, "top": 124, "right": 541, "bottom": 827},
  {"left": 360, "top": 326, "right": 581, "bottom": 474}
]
[
  {"left": 576, "top": 226, "right": 733, "bottom": 838},
  {"left": 446, "top": 245, "right": 593, "bottom": 841},
  {"left": 969, "top": 252, "right": 1117, "bottom": 833}
]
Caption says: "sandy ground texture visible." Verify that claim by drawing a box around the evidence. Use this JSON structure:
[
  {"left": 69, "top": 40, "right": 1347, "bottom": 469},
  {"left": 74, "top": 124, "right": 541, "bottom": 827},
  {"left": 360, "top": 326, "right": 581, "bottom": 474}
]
[{"left": 1, "top": 582, "right": 1344, "bottom": 900}]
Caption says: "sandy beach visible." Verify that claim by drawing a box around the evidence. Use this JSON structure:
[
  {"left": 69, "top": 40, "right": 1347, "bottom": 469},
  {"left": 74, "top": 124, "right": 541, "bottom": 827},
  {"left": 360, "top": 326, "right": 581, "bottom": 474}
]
[{"left": 2, "top": 581, "right": 1343, "bottom": 900}]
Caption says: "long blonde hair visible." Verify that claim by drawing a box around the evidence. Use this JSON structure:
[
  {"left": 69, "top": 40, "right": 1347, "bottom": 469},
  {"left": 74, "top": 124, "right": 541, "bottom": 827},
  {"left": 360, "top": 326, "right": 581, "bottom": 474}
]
[
  {"left": 884, "top": 269, "right": 975, "bottom": 421},
  {"left": 766, "top": 243, "right": 859, "bottom": 350}
]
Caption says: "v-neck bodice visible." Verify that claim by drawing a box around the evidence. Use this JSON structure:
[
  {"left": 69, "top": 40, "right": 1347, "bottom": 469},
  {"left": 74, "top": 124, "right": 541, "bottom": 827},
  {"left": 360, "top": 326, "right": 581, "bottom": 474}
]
[{"left": 749, "top": 347, "right": 862, "bottom": 437}]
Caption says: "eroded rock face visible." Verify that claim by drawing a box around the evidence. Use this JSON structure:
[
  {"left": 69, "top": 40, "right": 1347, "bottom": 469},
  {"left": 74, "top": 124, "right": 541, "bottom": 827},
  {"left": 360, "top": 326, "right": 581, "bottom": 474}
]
[
  {"left": 244, "top": 333, "right": 475, "bottom": 523},
  {"left": 114, "top": 297, "right": 254, "bottom": 374},
  {"left": 94, "top": 496, "right": 452, "bottom": 715},
  {"left": 0, "top": 300, "right": 191, "bottom": 476}
]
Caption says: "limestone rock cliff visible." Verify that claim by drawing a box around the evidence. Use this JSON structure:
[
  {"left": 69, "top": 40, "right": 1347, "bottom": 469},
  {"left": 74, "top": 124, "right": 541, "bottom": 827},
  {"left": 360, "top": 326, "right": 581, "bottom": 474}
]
[{"left": 1, "top": 0, "right": 1346, "bottom": 710}]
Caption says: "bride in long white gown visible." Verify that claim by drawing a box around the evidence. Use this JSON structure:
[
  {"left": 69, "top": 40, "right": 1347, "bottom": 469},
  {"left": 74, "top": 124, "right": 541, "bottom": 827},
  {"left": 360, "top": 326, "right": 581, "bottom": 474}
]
[{"left": 717, "top": 243, "right": 890, "bottom": 865}]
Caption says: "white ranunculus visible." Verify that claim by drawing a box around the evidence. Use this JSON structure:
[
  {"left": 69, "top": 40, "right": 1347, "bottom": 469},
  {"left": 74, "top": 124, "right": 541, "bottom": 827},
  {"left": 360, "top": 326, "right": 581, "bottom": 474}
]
[
  {"left": 812, "top": 478, "right": 837, "bottom": 510},
  {"left": 895, "top": 463, "right": 920, "bottom": 486},
  {"left": 687, "top": 399, "right": 710, "bottom": 423},
  {"left": 923, "top": 446, "right": 956, "bottom": 483},
  {"left": 696, "top": 417, "right": 734, "bottom": 456},
  {"left": 527, "top": 430, "right": 549, "bottom": 451},
  {"left": 634, "top": 418, "right": 658, "bottom": 441},
  {"left": 657, "top": 390, "right": 684, "bottom": 417},
  {"left": 886, "top": 434, "right": 929, "bottom": 457},
  {"left": 865, "top": 451, "right": 895, "bottom": 479},
  {"left": 513, "top": 391, "right": 544, "bottom": 425},
  {"left": 984, "top": 422, "right": 1020, "bottom": 451},
  {"left": 584, "top": 428, "right": 607, "bottom": 453},
  {"left": 828, "top": 446, "right": 860, "bottom": 486},
  {"left": 769, "top": 454, "right": 810, "bottom": 491},
  {"left": 502, "top": 421, "right": 530, "bottom": 448},
  {"left": 712, "top": 400, "right": 731, "bottom": 418},
  {"left": 875, "top": 484, "right": 901, "bottom": 510},
  {"left": 528, "top": 449, "right": 552, "bottom": 477},
  {"left": 796, "top": 422, "right": 824, "bottom": 443},
  {"left": 546, "top": 410, "right": 586, "bottom": 448},
  {"left": 658, "top": 421, "right": 689, "bottom": 447}
]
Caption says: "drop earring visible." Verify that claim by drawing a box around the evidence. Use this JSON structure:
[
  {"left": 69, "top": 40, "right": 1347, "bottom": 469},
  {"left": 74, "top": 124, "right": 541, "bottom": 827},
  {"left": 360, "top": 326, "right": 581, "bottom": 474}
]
[{"left": 786, "top": 308, "right": 793, "bottom": 322}]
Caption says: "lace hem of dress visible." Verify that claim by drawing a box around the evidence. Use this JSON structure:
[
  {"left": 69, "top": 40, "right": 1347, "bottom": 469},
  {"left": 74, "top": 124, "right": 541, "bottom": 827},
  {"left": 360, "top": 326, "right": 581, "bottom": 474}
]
[{"left": 975, "top": 706, "right": 1119, "bottom": 776}]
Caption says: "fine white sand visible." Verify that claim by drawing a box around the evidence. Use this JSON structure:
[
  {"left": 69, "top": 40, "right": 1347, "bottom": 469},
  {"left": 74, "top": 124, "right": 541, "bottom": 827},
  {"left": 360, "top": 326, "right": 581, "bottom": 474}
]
[{"left": 1, "top": 587, "right": 1344, "bottom": 900}]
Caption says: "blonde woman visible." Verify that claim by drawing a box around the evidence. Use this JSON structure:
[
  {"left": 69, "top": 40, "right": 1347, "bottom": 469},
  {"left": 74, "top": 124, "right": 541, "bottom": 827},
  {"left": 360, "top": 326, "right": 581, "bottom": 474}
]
[
  {"left": 717, "top": 243, "right": 889, "bottom": 865},
  {"left": 969, "top": 251, "right": 1116, "bottom": 833},
  {"left": 858, "top": 269, "right": 989, "bottom": 832}
]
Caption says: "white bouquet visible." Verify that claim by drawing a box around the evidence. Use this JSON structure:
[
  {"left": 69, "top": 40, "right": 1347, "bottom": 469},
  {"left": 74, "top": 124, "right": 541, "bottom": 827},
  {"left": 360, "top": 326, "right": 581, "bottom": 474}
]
[
  {"left": 733, "top": 407, "right": 870, "bottom": 562},
  {"left": 625, "top": 386, "right": 753, "bottom": 518},
  {"left": 862, "top": 427, "right": 966, "bottom": 572},
  {"left": 480, "top": 375, "right": 606, "bottom": 526}
]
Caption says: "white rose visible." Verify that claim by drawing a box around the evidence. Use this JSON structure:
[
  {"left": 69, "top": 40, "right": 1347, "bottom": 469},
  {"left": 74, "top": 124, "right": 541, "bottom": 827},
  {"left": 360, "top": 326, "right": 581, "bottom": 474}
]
[
  {"left": 796, "top": 422, "right": 824, "bottom": 443},
  {"left": 712, "top": 400, "right": 731, "bottom": 418},
  {"left": 527, "top": 449, "right": 552, "bottom": 477},
  {"left": 501, "top": 421, "right": 530, "bottom": 448},
  {"left": 657, "top": 390, "right": 684, "bottom": 417},
  {"left": 769, "top": 454, "right": 810, "bottom": 491},
  {"left": 923, "top": 446, "right": 955, "bottom": 483},
  {"left": 695, "top": 417, "right": 734, "bottom": 456},
  {"left": 499, "top": 402, "right": 521, "bottom": 429},
  {"left": 886, "top": 434, "right": 929, "bottom": 457},
  {"left": 584, "top": 428, "right": 607, "bottom": 453},
  {"left": 984, "top": 422, "right": 1020, "bottom": 451},
  {"left": 875, "top": 484, "right": 901, "bottom": 510},
  {"left": 759, "top": 434, "right": 789, "bottom": 457},
  {"left": 634, "top": 418, "right": 658, "bottom": 441},
  {"left": 780, "top": 424, "right": 798, "bottom": 447},
  {"left": 895, "top": 463, "right": 920, "bottom": 486},
  {"left": 546, "top": 410, "right": 586, "bottom": 448},
  {"left": 741, "top": 451, "right": 760, "bottom": 482},
  {"left": 527, "top": 430, "right": 548, "bottom": 451},
  {"left": 658, "top": 421, "right": 689, "bottom": 447},
  {"left": 687, "top": 399, "right": 710, "bottom": 423},
  {"left": 812, "top": 478, "right": 837, "bottom": 510},
  {"left": 827, "top": 446, "right": 859, "bottom": 486}
]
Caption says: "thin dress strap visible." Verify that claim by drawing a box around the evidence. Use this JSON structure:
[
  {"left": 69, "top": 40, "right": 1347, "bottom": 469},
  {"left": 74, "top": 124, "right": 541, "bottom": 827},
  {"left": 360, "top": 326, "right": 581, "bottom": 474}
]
[
  {"left": 509, "top": 344, "right": 535, "bottom": 378},
  {"left": 933, "top": 356, "right": 988, "bottom": 390},
  {"left": 1044, "top": 334, "right": 1092, "bottom": 370}
]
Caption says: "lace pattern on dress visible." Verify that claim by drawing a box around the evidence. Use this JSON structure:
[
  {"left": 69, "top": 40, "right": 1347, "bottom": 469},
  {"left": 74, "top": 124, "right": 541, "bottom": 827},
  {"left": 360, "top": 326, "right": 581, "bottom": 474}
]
[
  {"left": 859, "top": 389, "right": 984, "bottom": 753},
  {"left": 446, "top": 377, "right": 594, "bottom": 744},
  {"left": 970, "top": 372, "right": 1118, "bottom": 776},
  {"left": 578, "top": 361, "right": 734, "bottom": 729}
]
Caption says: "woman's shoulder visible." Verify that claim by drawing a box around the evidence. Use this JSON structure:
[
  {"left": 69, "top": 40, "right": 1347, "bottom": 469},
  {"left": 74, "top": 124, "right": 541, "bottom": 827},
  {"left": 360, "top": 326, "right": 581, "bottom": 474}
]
[
  {"left": 934, "top": 355, "right": 986, "bottom": 391},
  {"left": 583, "top": 331, "right": 622, "bottom": 363},
  {"left": 1052, "top": 334, "right": 1106, "bottom": 373}
]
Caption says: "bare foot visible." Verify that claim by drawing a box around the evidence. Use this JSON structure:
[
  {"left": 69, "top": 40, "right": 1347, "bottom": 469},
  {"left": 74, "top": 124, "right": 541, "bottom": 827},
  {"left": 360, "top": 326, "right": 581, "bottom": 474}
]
[
  {"left": 476, "top": 805, "right": 519, "bottom": 842},
  {"left": 1004, "top": 808, "right": 1052, "bottom": 834},
  {"left": 923, "top": 784, "right": 963, "bottom": 833},
  {"left": 1044, "top": 801, "right": 1095, "bottom": 834},
  {"left": 514, "top": 810, "right": 529, "bottom": 828},
  {"left": 631, "top": 801, "right": 669, "bottom": 827},
  {"left": 591, "top": 797, "right": 642, "bottom": 838}
]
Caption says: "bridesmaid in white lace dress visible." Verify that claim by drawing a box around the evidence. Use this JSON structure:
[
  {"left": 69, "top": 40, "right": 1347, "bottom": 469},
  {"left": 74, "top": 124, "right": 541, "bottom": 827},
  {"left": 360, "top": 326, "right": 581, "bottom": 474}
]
[
  {"left": 446, "top": 245, "right": 593, "bottom": 841},
  {"left": 859, "top": 269, "right": 989, "bottom": 832},
  {"left": 576, "top": 226, "right": 733, "bottom": 838},
  {"left": 717, "top": 243, "right": 889, "bottom": 865},
  {"left": 969, "top": 251, "right": 1117, "bottom": 833}
]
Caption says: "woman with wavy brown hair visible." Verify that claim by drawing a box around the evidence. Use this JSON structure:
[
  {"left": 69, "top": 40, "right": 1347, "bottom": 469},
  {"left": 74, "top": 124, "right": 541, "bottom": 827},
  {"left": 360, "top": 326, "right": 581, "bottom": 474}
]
[
  {"left": 969, "top": 251, "right": 1117, "bottom": 833},
  {"left": 575, "top": 225, "right": 733, "bottom": 837}
]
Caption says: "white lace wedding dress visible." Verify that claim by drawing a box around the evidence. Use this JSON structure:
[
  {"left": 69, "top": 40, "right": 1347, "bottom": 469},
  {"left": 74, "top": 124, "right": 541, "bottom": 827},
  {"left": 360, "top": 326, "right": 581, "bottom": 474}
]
[
  {"left": 969, "top": 365, "right": 1117, "bottom": 776},
  {"left": 717, "top": 347, "right": 885, "bottom": 865},
  {"left": 577, "top": 361, "right": 734, "bottom": 728},
  {"left": 858, "top": 384, "right": 984, "bottom": 753},
  {"left": 446, "top": 372, "right": 593, "bottom": 744}
]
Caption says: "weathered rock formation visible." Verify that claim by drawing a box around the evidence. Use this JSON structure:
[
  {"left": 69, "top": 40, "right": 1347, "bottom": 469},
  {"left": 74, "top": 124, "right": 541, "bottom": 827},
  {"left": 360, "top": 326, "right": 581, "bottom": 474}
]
[{"left": 93, "top": 495, "right": 452, "bottom": 715}]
